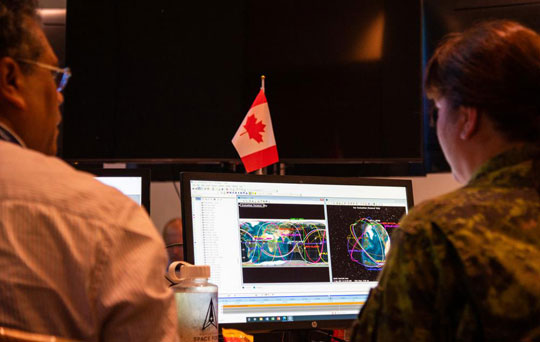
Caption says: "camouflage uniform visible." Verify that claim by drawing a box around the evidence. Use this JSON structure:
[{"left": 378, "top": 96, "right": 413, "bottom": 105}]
[{"left": 350, "top": 145, "right": 540, "bottom": 342}]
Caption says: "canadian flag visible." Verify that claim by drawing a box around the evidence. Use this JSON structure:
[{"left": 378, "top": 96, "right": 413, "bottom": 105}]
[{"left": 232, "top": 89, "right": 279, "bottom": 173}]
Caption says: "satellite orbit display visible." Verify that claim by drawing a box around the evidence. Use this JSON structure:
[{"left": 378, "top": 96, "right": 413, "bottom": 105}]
[
  {"left": 240, "top": 221, "right": 328, "bottom": 266},
  {"left": 327, "top": 205, "right": 405, "bottom": 282},
  {"left": 237, "top": 202, "right": 406, "bottom": 283}
]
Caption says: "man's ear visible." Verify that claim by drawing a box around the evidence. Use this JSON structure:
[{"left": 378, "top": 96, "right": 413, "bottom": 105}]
[
  {"left": 459, "top": 106, "right": 479, "bottom": 140},
  {"left": 0, "top": 57, "right": 27, "bottom": 110}
]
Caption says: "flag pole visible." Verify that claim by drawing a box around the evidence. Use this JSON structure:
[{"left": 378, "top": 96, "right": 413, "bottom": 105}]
[{"left": 256, "top": 75, "right": 267, "bottom": 175}]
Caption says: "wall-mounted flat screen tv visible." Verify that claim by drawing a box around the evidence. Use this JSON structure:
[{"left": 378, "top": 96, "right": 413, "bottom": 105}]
[{"left": 64, "top": 1, "right": 422, "bottom": 163}]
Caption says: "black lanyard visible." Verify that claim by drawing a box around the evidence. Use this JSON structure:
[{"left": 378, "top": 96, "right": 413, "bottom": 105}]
[{"left": 0, "top": 125, "right": 22, "bottom": 146}]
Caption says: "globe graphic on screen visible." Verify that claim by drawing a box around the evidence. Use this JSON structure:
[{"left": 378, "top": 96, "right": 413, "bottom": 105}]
[{"left": 348, "top": 219, "right": 390, "bottom": 270}]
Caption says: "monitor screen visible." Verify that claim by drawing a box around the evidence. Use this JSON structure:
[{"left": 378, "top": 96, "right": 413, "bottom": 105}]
[
  {"left": 88, "top": 168, "right": 151, "bottom": 214},
  {"left": 181, "top": 172, "right": 413, "bottom": 331},
  {"left": 64, "top": 1, "right": 422, "bottom": 162}
]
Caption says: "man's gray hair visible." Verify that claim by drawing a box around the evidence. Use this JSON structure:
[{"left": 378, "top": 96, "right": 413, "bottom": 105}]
[{"left": 0, "top": 0, "right": 42, "bottom": 73}]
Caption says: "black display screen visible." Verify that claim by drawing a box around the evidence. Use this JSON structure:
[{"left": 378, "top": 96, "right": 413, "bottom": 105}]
[{"left": 64, "top": 0, "right": 422, "bottom": 161}]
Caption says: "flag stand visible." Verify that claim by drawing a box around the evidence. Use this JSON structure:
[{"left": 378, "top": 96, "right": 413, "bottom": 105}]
[{"left": 255, "top": 167, "right": 267, "bottom": 175}]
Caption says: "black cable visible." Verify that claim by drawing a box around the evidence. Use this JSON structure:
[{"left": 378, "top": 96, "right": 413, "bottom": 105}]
[
  {"left": 268, "top": 329, "right": 346, "bottom": 342},
  {"left": 171, "top": 165, "right": 181, "bottom": 202},
  {"left": 312, "top": 329, "right": 347, "bottom": 342},
  {"left": 166, "top": 243, "right": 184, "bottom": 248},
  {"left": 164, "top": 274, "right": 175, "bottom": 287}
]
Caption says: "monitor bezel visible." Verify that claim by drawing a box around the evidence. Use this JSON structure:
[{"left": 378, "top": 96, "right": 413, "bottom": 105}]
[
  {"left": 181, "top": 171, "right": 414, "bottom": 332},
  {"left": 83, "top": 168, "right": 151, "bottom": 214}
]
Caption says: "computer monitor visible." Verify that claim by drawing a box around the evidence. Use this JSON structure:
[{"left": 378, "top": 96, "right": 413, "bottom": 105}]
[
  {"left": 89, "top": 168, "right": 151, "bottom": 214},
  {"left": 181, "top": 172, "right": 414, "bottom": 332}
]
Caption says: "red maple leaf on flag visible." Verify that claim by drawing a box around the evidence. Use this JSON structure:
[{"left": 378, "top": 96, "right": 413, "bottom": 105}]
[{"left": 241, "top": 114, "right": 266, "bottom": 143}]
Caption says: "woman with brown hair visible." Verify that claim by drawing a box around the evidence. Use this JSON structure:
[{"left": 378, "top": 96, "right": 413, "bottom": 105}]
[{"left": 350, "top": 20, "right": 540, "bottom": 342}]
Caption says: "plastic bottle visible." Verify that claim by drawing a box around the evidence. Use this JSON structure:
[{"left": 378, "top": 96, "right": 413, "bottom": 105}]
[{"left": 168, "top": 261, "right": 218, "bottom": 342}]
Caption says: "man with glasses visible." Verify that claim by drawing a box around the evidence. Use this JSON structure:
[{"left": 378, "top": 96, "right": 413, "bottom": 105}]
[{"left": 0, "top": 1, "right": 178, "bottom": 341}]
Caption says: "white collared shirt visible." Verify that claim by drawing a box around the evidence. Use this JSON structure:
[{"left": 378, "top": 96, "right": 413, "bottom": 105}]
[{"left": 0, "top": 141, "right": 178, "bottom": 341}]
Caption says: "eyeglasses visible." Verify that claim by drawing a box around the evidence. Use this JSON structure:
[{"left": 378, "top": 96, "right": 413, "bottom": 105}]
[{"left": 17, "top": 59, "right": 72, "bottom": 92}]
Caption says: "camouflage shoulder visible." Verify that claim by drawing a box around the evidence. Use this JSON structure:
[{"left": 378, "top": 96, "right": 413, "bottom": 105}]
[{"left": 399, "top": 187, "right": 466, "bottom": 234}]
